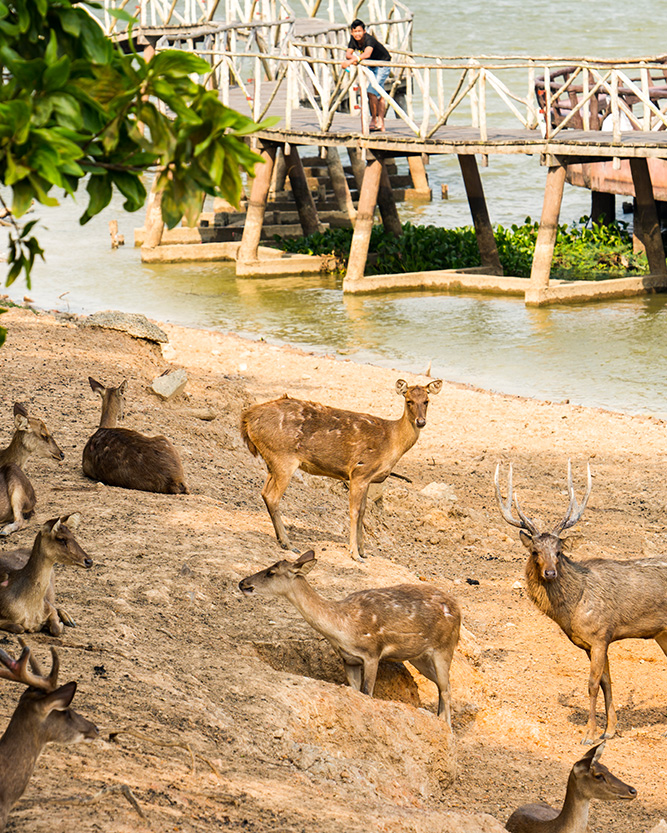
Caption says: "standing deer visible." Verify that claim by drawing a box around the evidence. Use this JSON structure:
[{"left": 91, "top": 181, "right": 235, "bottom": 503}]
[
  {"left": 239, "top": 550, "right": 460, "bottom": 723},
  {"left": 82, "top": 377, "right": 188, "bottom": 494},
  {"left": 506, "top": 742, "right": 636, "bottom": 833},
  {"left": 0, "top": 641, "right": 98, "bottom": 832},
  {"left": 240, "top": 379, "right": 442, "bottom": 560},
  {"left": 0, "top": 403, "right": 64, "bottom": 536},
  {"left": 495, "top": 461, "right": 667, "bottom": 744},
  {"left": 0, "top": 514, "right": 92, "bottom": 636}
]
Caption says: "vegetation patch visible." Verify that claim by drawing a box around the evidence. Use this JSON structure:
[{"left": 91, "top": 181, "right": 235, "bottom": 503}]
[{"left": 277, "top": 217, "right": 649, "bottom": 280}]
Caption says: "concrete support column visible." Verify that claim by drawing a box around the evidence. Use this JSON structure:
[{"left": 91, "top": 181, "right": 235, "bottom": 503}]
[
  {"left": 630, "top": 158, "right": 667, "bottom": 276},
  {"left": 591, "top": 191, "right": 615, "bottom": 224},
  {"left": 326, "top": 146, "right": 356, "bottom": 226},
  {"left": 285, "top": 145, "right": 322, "bottom": 236},
  {"left": 458, "top": 154, "right": 503, "bottom": 275},
  {"left": 407, "top": 154, "right": 431, "bottom": 199},
  {"left": 238, "top": 143, "right": 276, "bottom": 265},
  {"left": 525, "top": 164, "right": 567, "bottom": 303},
  {"left": 344, "top": 157, "right": 383, "bottom": 287}
]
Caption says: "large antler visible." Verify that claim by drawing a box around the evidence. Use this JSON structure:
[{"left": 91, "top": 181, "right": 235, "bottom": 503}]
[
  {"left": 494, "top": 463, "right": 540, "bottom": 535},
  {"left": 0, "top": 641, "right": 60, "bottom": 692},
  {"left": 552, "top": 460, "right": 592, "bottom": 535}
]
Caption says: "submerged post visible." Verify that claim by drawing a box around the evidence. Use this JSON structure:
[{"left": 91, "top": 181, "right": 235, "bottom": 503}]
[
  {"left": 378, "top": 162, "right": 403, "bottom": 237},
  {"left": 525, "top": 164, "right": 567, "bottom": 304},
  {"left": 237, "top": 142, "right": 277, "bottom": 265},
  {"left": 343, "top": 156, "right": 383, "bottom": 288},
  {"left": 629, "top": 158, "right": 667, "bottom": 277},
  {"left": 458, "top": 154, "right": 503, "bottom": 275}
]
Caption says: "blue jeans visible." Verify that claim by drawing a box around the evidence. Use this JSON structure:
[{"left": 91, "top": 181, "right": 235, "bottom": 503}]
[{"left": 367, "top": 65, "right": 390, "bottom": 97}]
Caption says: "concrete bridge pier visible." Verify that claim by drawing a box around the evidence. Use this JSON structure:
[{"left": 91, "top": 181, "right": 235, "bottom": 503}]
[
  {"left": 237, "top": 141, "right": 277, "bottom": 267},
  {"left": 458, "top": 154, "right": 503, "bottom": 276}
]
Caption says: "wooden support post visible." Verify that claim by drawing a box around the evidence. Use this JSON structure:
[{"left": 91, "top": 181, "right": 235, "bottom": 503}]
[
  {"left": 326, "top": 147, "right": 356, "bottom": 226},
  {"left": 458, "top": 155, "right": 502, "bottom": 275},
  {"left": 143, "top": 175, "right": 165, "bottom": 249},
  {"left": 347, "top": 147, "right": 366, "bottom": 190},
  {"left": 285, "top": 145, "right": 322, "bottom": 236},
  {"left": 630, "top": 158, "right": 667, "bottom": 276},
  {"left": 237, "top": 143, "right": 276, "bottom": 265},
  {"left": 525, "top": 164, "right": 567, "bottom": 303},
  {"left": 344, "top": 157, "right": 383, "bottom": 287},
  {"left": 407, "top": 154, "right": 431, "bottom": 199},
  {"left": 271, "top": 148, "right": 288, "bottom": 196},
  {"left": 591, "top": 191, "right": 615, "bottom": 225},
  {"left": 378, "top": 160, "right": 403, "bottom": 238}
]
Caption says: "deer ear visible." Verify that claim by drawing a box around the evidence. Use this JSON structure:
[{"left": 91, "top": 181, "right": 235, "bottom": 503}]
[
  {"left": 294, "top": 550, "right": 317, "bottom": 573},
  {"left": 518, "top": 530, "right": 533, "bottom": 550},
  {"left": 14, "top": 412, "right": 29, "bottom": 431},
  {"left": 396, "top": 379, "right": 408, "bottom": 396},
  {"left": 427, "top": 379, "right": 443, "bottom": 395},
  {"left": 40, "top": 681, "right": 77, "bottom": 714},
  {"left": 561, "top": 534, "right": 583, "bottom": 552},
  {"left": 13, "top": 403, "right": 28, "bottom": 419},
  {"left": 577, "top": 740, "right": 605, "bottom": 771},
  {"left": 62, "top": 513, "right": 81, "bottom": 531},
  {"left": 88, "top": 377, "right": 105, "bottom": 396},
  {"left": 48, "top": 518, "right": 63, "bottom": 536},
  {"left": 118, "top": 380, "right": 128, "bottom": 395}
]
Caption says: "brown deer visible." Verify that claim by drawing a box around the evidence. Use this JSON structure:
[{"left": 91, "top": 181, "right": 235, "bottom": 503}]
[
  {"left": 82, "top": 377, "right": 188, "bottom": 494},
  {"left": 0, "top": 514, "right": 92, "bottom": 636},
  {"left": 240, "top": 379, "right": 442, "bottom": 560},
  {"left": 0, "top": 403, "right": 64, "bottom": 536},
  {"left": 495, "top": 461, "right": 667, "bottom": 744},
  {"left": 239, "top": 550, "right": 460, "bottom": 723},
  {"left": 506, "top": 742, "right": 636, "bottom": 833},
  {"left": 0, "top": 641, "right": 98, "bottom": 832}
]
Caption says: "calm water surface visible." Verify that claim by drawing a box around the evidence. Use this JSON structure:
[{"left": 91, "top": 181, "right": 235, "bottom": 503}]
[{"left": 4, "top": 1, "right": 667, "bottom": 417}]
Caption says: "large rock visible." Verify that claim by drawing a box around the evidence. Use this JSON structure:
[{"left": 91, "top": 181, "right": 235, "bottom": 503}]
[
  {"left": 151, "top": 368, "right": 187, "bottom": 399},
  {"left": 82, "top": 311, "right": 168, "bottom": 343}
]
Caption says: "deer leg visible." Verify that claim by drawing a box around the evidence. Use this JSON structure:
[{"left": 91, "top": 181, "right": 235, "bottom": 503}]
[
  {"left": 348, "top": 478, "right": 371, "bottom": 561},
  {"left": 583, "top": 644, "right": 610, "bottom": 744},
  {"left": 0, "top": 620, "right": 25, "bottom": 634},
  {"left": 44, "top": 601, "right": 64, "bottom": 637},
  {"left": 343, "top": 661, "right": 363, "bottom": 691},
  {"left": 655, "top": 631, "right": 667, "bottom": 658},
  {"left": 361, "top": 657, "right": 379, "bottom": 696},
  {"left": 600, "top": 656, "right": 617, "bottom": 739},
  {"left": 261, "top": 462, "right": 299, "bottom": 551},
  {"left": 0, "top": 487, "right": 28, "bottom": 536}
]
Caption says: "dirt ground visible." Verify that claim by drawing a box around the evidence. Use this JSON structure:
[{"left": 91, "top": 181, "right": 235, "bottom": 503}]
[{"left": 0, "top": 304, "right": 665, "bottom": 833}]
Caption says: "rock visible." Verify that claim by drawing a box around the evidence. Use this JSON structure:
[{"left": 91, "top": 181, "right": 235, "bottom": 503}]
[
  {"left": 82, "top": 311, "right": 168, "bottom": 343},
  {"left": 185, "top": 407, "right": 217, "bottom": 421},
  {"left": 648, "top": 822, "right": 667, "bottom": 833},
  {"left": 151, "top": 368, "right": 187, "bottom": 400},
  {"left": 421, "top": 481, "right": 457, "bottom": 503}
]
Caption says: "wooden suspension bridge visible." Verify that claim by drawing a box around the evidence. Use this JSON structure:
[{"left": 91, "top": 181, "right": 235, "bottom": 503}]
[{"left": 108, "top": 2, "right": 667, "bottom": 305}]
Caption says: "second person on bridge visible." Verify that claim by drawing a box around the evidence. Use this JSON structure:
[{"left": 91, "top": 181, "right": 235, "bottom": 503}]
[{"left": 342, "top": 18, "right": 391, "bottom": 132}]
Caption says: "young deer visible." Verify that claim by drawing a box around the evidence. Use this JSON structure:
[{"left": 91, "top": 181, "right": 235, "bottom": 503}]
[
  {"left": 505, "top": 742, "right": 636, "bottom": 833},
  {"left": 240, "top": 379, "right": 442, "bottom": 560},
  {"left": 82, "top": 377, "right": 188, "bottom": 494},
  {"left": 239, "top": 550, "right": 460, "bottom": 723},
  {"left": 495, "top": 461, "right": 667, "bottom": 744},
  {"left": 0, "top": 514, "right": 92, "bottom": 636},
  {"left": 0, "top": 641, "right": 98, "bottom": 832},
  {"left": 0, "top": 403, "right": 64, "bottom": 536}
]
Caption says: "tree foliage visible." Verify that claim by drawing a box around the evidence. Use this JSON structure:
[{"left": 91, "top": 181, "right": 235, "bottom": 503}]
[{"left": 0, "top": 0, "right": 270, "bottom": 310}]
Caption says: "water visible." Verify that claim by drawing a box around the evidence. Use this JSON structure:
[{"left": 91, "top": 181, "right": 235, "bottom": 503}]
[{"left": 4, "top": 1, "right": 667, "bottom": 417}]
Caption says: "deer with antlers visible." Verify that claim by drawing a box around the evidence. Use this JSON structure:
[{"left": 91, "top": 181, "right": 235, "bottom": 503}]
[
  {"left": 495, "top": 461, "right": 667, "bottom": 744},
  {"left": 0, "top": 403, "right": 64, "bottom": 536},
  {"left": 0, "top": 641, "right": 98, "bottom": 831}
]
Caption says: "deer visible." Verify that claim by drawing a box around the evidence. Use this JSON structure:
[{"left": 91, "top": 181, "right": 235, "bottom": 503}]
[
  {"left": 0, "top": 514, "right": 92, "bottom": 636},
  {"left": 239, "top": 550, "right": 460, "bottom": 723},
  {"left": 495, "top": 461, "right": 667, "bottom": 744},
  {"left": 240, "top": 379, "right": 443, "bottom": 561},
  {"left": 0, "top": 403, "right": 64, "bottom": 536},
  {"left": 505, "top": 742, "right": 636, "bottom": 833},
  {"left": 0, "top": 641, "right": 98, "bottom": 832},
  {"left": 82, "top": 377, "right": 188, "bottom": 494}
]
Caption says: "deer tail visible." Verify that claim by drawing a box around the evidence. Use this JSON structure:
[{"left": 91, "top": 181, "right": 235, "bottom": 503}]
[{"left": 240, "top": 415, "right": 259, "bottom": 457}]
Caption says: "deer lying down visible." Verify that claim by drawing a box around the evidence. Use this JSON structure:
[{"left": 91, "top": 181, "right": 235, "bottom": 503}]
[
  {"left": 496, "top": 462, "right": 667, "bottom": 744},
  {"left": 241, "top": 379, "right": 442, "bottom": 560},
  {"left": 239, "top": 550, "right": 460, "bottom": 723},
  {"left": 82, "top": 378, "right": 188, "bottom": 494},
  {"left": 0, "top": 514, "right": 92, "bottom": 636},
  {"left": 505, "top": 742, "right": 636, "bottom": 833},
  {"left": 0, "top": 642, "right": 98, "bottom": 833},
  {"left": 0, "top": 403, "right": 64, "bottom": 536}
]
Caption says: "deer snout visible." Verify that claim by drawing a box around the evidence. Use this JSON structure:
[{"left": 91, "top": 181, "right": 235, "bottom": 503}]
[
  {"left": 543, "top": 568, "right": 557, "bottom": 581},
  {"left": 238, "top": 579, "right": 255, "bottom": 596},
  {"left": 83, "top": 557, "right": 93, "bottom": 569},
  {"left": 625, "top": 786, "right": 638, "bottom": 799},
  {"left": 416, "top": 417, "right": 426, "bottom": 428},
  {"left": 53, "top": 448, "right": 65, "bottom": 461}
]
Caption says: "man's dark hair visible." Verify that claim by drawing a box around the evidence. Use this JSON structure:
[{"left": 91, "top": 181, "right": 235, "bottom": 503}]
[{"left": 350, "top": 18, "right": 366, "bottom": 29}]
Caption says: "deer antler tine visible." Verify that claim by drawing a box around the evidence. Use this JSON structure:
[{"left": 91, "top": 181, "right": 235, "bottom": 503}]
[
  {"left": 495, "top": 463, "right": 537, "bottom": 532},
  {"left": 554, "top": 461, "right": 593, "bottom": 534},
  {"left": 48, "top": 646, "right": 60, "bottom": 690},
  {"left": 514, "top": 493, "right": 539, "bottom": 535},
  {"left": 18, "top": 637, "right": 42, "bottom": 676}
]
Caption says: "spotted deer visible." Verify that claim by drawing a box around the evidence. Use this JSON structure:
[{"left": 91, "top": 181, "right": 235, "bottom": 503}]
[
  {"left": 0, "top": 514, "right": 92, "bottom": 636},
  {"left": 495, "top": 461, "right": 667, "bottom": 744},
  {"left": 506, "top": 742, "right": 636, "bottom": 833},
  {"left": 239, "top": 550, "right": 460, "bottom": 722},
  {"left": 240, "top": 379, "right": 442, "bottom": 560},
  {"left": 0, "top": 641, "right": 98, "bottom": 832},
  {"left": 0, "top": 403, "right": 64, "bottom": 536},
  {"left": 82, "top": 377, "right": 188, "bottom": 494}
]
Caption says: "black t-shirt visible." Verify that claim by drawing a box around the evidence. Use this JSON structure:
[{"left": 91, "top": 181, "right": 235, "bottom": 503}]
[{"left": 347, "top": 32, "right": 391, "bottom": 62}]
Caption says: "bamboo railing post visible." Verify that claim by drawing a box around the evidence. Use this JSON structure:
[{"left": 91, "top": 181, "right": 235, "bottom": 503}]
[
  {"left": 237, "top": 142, "right": 277, "bottom": 265},
  {"left": 641, "top": 65, "right": 651, "bottom": 131},
  {"left": 285, "top": 145, "right": 323, "bottom": 236},
  {"left": 326, "top": 146, "right": 356, "bottom": 225},
  {"left": 544, "top": 65, "right": 551, "bottom": 138},
  {"left": 344, "top": 156, "right": 383, "bottom": 287},
  {"left": 630, "top": 157, "right": 667, "bottom": 276},
  {"left": 525, "top": 164, "right": 567, "bottom": 303},
  {"left": 458, "top": 154, "right": 502, "bottom": 275}
]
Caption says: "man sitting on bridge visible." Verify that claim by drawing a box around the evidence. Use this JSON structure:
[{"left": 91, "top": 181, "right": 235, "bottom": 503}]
[{"left": 342, "top": 19, "right": 391, "bottom": 132}]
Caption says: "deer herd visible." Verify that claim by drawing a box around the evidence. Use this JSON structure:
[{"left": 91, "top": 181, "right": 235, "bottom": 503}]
[{"left": 0, "top": 369, "right": 662, "bottom": 832}]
